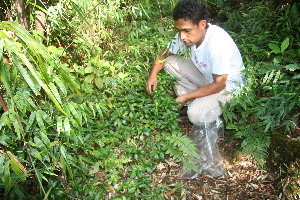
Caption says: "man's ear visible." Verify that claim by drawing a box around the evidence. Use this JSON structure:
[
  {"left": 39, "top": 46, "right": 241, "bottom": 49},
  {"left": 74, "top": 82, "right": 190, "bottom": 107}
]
[{"left": 198, "top": 20, "right": 207, "bottom": 29}]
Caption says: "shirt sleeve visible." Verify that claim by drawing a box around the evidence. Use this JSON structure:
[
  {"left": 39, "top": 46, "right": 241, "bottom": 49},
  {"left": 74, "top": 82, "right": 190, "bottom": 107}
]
[{"left": 167, "top": 33, "right": 187, "bottom": 55}]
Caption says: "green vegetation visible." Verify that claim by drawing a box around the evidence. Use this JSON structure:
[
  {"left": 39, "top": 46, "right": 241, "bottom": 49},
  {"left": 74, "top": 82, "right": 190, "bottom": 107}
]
[{"left": 0, "top": 0, "right": 299, "bottom": 199}]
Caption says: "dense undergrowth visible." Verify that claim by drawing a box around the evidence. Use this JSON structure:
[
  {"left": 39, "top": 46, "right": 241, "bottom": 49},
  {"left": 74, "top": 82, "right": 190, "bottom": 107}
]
[
  {"left": 0, "top": 0, "right": 299, "bottom": 199},
  {"left": 220, "top": 1, "right": 300, "bottom": 198}
]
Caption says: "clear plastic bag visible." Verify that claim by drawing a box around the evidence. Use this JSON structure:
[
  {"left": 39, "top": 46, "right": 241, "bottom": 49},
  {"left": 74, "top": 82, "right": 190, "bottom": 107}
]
[{"left": 178, "top": 116, "right": 226, "bottom": 179}]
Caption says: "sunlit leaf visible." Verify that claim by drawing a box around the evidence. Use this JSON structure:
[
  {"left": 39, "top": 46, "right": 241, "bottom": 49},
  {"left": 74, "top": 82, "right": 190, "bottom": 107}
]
[
  {"left": 64, "top": 117, "right": 70, "bottom": 135},
  {"left": 60, "top": 69, "right": 83, "bottom": 98},
  {"left": 95, "top": 77, "right": 104, "bottom": 89},
  {"left": 285, "top": 64, "right": 299, "bottom": 71},
  {"left": 54, "top": 77, "right": 67, "bottom": 96},
  {"left": 281, "top": 37, "right": 289, "bottom": 52},
  {"left": 0, "top": 22, "right": 67, "bottom": 115},
  {"left": 0, "top": 154, "right": 5, "bottom": 180},
  {"left": 35, "top": 151, "right": 43, "bottom": 162},
  {"left": 84, "top": 66, "right": 94, "bottom": 74},
  {"left": 4, "top": 160, "right": 11, "bottom": 195},
  {"left": 84, "top": 74, "right": 94, "bottom": 83},
  {"left": 48, "top": 82, "right": 62, "bottom": 104},
  {"left": 0, "top": 39, "right": 4, "bottom": 58},
  {"left": 36, "top": 110, "right": 46, "bottom": 130}
]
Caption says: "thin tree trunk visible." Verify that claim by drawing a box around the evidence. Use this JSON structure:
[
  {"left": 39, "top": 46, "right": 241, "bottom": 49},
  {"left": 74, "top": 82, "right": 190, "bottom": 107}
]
[
  {"left": 12, "top": 0, "right": 29, "bottom": 30},
  {"left": 0, "top": 90, "right": 9, "bottom": 112},
  {"left": 34, "top": 10, "right": 46, "bottom": 42}
]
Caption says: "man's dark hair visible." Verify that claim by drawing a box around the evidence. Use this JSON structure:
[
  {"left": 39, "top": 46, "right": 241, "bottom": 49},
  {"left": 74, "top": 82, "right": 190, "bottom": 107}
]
[{"left": 173, "top": 0, "right": 209, "bottom": 26}]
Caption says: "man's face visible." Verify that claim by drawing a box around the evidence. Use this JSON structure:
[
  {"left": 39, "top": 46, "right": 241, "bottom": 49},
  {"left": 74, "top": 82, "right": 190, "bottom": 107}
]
[{"left": 175, "top": 18, "right": 207, "bottom": 47}]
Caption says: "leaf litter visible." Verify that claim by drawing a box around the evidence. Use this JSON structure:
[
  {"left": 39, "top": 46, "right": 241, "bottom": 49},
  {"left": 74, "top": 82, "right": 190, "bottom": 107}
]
[{"left": 152, "top": 116, "right": 284, "bottom": 199}]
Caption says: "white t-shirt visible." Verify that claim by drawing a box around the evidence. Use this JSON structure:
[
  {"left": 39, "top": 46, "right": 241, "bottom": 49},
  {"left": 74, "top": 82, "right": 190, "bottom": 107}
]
[{"left": 168, "top": 24, "right": 245, "bottom": 91}]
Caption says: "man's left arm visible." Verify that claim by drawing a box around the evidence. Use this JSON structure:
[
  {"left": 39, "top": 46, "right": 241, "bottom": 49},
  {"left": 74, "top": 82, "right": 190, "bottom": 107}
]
[{"left": 176, "top": 74, "right": 228, "bottom": 105}]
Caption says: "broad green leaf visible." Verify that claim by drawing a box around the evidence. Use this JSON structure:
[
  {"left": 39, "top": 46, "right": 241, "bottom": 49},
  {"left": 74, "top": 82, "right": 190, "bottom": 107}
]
[
  {"left": 60, "top": 69, "right": 83, "bottom": 98},
  {"left": 0, "top": 154, "right": 5, "bottom": 180},
  {"left": 9, "top": 159, "right": 25, "bottom": 180},
  {"left": 26, "top": 112, "right": 36, "bottom": 131},
  {"left": 64, "top": 117, "right": 70, "bottom": 135},
  {"left": 0, "top": 133, "right": 10, "bottom": 146},
  {"left": 99, "top": 60, "right": 110, "bottom": 67},
  {"left": 60, "top": 155, "right": 67, "bottom": 178},
  {"left": 6, "top": 152, "right": 26, "bottom": 174},
  {"left": 268, "top": 43, "right": 281, "bottom": 54},
  {"left": 273, "top": 56, "right": 282, "bottom": 64},
  {"left": 48, "top": 82, "right": 62, "bottom": 104},
  {"left": 110, "top": 66, "right": 116, "bottom": 74},
  {"left": 128, "top": 187, "right": 136, "bottom": 194},
  {"left": 41, "top": 111, "right": 53, "bottom": 126},
  {"left": 0, "top": 21, "right": 51, "bottom": 82},
  {"left": 281, "top": 38, "right": 289, "bottom": 52},
  {"left": 117, "top": 72, "right": 129, "bottom": 79},
  {"left": 41, "top": 169, "right": 57, "bottom": 176},
  {"left": 68, "top": 102, "right": 82, "bottom": 125},
  {"left": 87, "top": 102, "right": 96, "bottom": 118},
  {"left": 0, "top": 39, "right": 4, "bottom": 58},
  {"left": 36, "top": 110, "right": 46, "bottom": 130},
  {"left": 10, "top": 48, "right": 66, "bottom": 114},
  {"left": 57, "top": 117, "right": 63, "bottom": 135},
  {"left": 85, "top": 74, "right": 94, "bottom": 83},
  {"left": 28, "top": 141, "right": 39, "bottom": 147},
  {"left": 95, "top": 77, "right": 103, "bottom": 89},
  {"left": 60, "top": 145, "right": 73, "bottom": 179},
  {"left": 35, "top": 151, "right": 43, "bottom": 162},
  {"left": 84, "top": 66, "right": 94, "bottom": 74},
  {"left": 0, "top": 30, "right": 10, "bottom": 39},
  {"left": 273, "top": 70, "right": 281, "bottom": 83},
  {"left": 24, "top": 95, "right": 37, "bottom": 108},
  {"left": 95, "top": 104, "right": 104, "bottom": 119},
  {"left": 285, "top": 64, "right": 299, "bottom": 71},
  {"left": 34, "top": 136, "right": 47, "bottom": 153},
  {"left": 47, "top": 45, "right": 65, "bottom": 56},
  {"left": 4, "top": 160, "right": 11, "bottom": 195},
  {"left": 8, "top": 112, "right": 22, "bottom": 139},
  {"left": 0, "top": 63, "right": 14, "bottom": 98},
  {"left": 292, "top": 74, "right": 300, "bottom": 79},
  {"left": 39, "top": 131, "right": 52, "bottom": 150},
  {"left": 54, "top": 77, "right": 67, "bottom": 96},
  {"left": 0, "top": 24, "right": 67, "bottom": 115}
]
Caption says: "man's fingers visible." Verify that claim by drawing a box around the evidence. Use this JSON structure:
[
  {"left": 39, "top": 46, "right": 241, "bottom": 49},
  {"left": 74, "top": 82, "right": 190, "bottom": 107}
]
[
  {"left": 152, "top": 82, "right": 157, "bottom": 91},
  {"left": 146, "top": 81, "right": 157, "bottom": 93},
  {"left": 146, "top": 83, "right": 151, "bottom": 93},
  {"left": 146, "top": 83, "right": 153, "bottom": 93}
]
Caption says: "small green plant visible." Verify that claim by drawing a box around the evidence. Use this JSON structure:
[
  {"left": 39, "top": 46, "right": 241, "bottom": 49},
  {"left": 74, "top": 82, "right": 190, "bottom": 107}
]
[{"left": 221, "top": 3, "right": 300, "bottom": 165}]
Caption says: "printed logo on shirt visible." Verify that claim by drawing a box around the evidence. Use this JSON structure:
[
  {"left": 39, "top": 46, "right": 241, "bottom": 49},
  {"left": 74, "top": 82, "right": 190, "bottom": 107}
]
[
  {"left": 195, "top": 56, "right": 207, "bottom": 68},
  {"left": 198, "top": 62, "right": 207, "bottom": 68}
]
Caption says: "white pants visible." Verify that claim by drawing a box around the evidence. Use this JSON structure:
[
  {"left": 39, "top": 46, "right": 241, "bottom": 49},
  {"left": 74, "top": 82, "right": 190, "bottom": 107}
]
[{"left": 164, "top": 55, "right": 231, "bottom": 124}]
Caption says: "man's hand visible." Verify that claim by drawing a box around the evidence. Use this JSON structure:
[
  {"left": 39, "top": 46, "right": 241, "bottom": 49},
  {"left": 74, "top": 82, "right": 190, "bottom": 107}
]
[
  {"left": 146, "top": 75, "right": 158, "bottom": 93},
  {"left": 176, "top": 95, "right": 188, "bottom": 106},
  {"left": 146, "top": 49, "right": 172, "bottom": 93}
]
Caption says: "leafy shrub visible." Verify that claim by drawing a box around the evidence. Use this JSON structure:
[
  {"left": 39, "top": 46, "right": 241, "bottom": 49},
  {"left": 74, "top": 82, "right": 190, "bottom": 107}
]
[
  {"left": 221, "top": 2, "right": 300, "bottom": 165},
  {"left": 0, "top": 1, "right": 198, "bottom": 198}
]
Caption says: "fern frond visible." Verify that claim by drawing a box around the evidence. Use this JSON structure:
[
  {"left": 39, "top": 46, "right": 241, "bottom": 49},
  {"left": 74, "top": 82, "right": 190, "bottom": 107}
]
[{"left": 165, "top": 133, "right": 200, "bottom": 172}]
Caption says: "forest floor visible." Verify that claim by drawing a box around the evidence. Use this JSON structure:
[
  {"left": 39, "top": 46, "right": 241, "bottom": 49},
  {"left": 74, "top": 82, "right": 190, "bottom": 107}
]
[{"left": 154, "top": 116, "right": 285, "bottom": 200}]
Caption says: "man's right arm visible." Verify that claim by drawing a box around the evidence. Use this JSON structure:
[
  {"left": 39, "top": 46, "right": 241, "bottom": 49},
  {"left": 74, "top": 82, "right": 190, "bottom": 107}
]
[{"left": 146, "top": 49, "right": 173, "bottom": 93}]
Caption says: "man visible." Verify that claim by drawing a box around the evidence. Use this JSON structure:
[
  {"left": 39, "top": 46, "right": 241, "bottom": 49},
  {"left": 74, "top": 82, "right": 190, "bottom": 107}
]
[{"left": 146, "top": 0, "right": 245, "bottom": 125}]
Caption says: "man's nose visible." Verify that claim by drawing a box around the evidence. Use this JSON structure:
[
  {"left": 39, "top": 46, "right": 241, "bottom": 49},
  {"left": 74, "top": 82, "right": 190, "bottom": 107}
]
[{"left": 180, "top": 32, "right": 186, "bottom": 40}]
